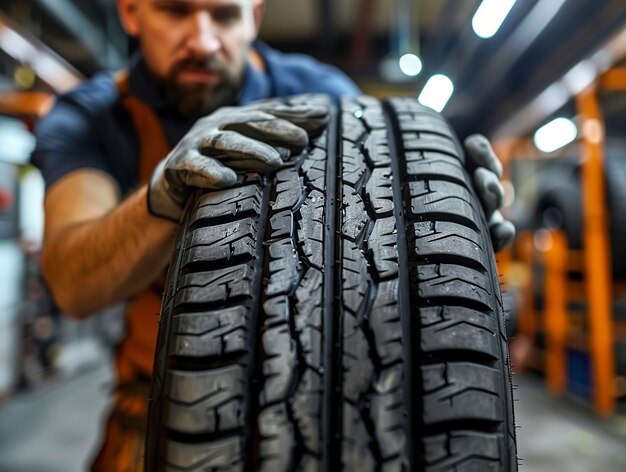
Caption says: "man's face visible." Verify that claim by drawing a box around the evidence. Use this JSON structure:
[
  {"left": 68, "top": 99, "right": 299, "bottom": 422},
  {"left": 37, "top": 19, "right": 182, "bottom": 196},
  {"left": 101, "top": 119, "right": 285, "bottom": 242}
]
[{"left": 119, "top": 0, "right": 262, "bottom": 117}]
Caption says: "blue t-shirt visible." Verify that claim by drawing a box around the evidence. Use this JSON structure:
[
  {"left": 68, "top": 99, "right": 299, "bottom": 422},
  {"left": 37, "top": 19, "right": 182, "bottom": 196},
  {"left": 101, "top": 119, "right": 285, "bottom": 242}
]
[{"left": 31, "top": 42, "right": 360, "bottom": 195}]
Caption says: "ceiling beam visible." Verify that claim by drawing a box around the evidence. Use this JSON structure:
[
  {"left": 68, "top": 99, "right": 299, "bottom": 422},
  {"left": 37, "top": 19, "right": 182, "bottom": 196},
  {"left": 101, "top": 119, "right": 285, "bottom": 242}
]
[
  {"left": 33, "top": 0, "right": 125, "bottom": 70},
  {"left": 493, "top": 22, "right": 626, "bottom": 138},
  {"left": 0, "top": 12, "right": 82, "bottom": 93}
]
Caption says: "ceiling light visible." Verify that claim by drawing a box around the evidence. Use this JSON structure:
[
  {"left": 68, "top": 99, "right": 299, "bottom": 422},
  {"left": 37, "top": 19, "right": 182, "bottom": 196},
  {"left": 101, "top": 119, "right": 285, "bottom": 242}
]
[
  {"left": 472, "top": 0, "right": 517, "bottom": 39},
  {"left": 399, "top": 53, "right": 422, "bottom": 77},
  {"left": 418, "top": 74, "right": 454, "bottom": 112},
  {"left": 533, "top": 117, "right": 577, "bottom": 153}
]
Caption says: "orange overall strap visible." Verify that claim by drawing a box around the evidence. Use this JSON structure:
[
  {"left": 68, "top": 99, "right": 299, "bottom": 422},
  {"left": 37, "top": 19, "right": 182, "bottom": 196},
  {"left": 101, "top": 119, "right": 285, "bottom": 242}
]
[
  {"left": 114, "top": 71, "right": 170, "bottom": 184},
  {"left": 114, "top": 70, "right": 170, "bottom": 380}
]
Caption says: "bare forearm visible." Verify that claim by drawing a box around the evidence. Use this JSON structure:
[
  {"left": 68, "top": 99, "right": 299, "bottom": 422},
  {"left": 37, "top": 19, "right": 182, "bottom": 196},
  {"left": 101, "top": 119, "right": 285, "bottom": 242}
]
[{"left": 42, "top": 186, "right": 177, "bottom": 318}]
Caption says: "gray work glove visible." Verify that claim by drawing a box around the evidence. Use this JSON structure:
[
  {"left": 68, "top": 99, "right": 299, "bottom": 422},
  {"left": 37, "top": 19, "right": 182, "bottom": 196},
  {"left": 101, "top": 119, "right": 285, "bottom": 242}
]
[
  {"left": 148, "top": 100, "right": 328, "bottom": 221},
  {"left": 464, "top": 134, "right": 516, "bottom": 252}
]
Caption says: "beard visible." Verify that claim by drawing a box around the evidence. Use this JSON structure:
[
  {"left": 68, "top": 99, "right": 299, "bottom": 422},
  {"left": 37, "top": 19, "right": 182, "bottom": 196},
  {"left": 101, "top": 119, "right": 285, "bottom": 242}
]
[{"left": 158, "top": 56, "right": 244, "bottom": 119}]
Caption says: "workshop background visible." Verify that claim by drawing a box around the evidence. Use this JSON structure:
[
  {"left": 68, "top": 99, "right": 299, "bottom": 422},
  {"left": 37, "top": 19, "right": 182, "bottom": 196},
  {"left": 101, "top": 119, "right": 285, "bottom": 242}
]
[{"left": 1, "top": 0, "right": 626, "bottom": 470}]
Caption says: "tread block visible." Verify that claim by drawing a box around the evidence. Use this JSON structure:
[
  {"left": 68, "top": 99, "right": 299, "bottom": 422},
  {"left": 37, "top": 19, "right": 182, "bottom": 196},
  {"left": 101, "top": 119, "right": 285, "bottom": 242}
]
[
  {"left": 369, "top": 217, "right": 399, "bottom": 280},
  {"left": 302, "top": 148, "right": 327, "bottom": 191},
  {"left": 342, "top": 115, "right": 367, "bottom": 142},
  {"left": 369, "top": 365, "right": 405, "bottom": 460},
  {"left": 406, "top": 151, "right": 466, "bottom": 185},
  {"left": 297, "top": 190, "right": 325, "bottom": 269},
  {"left": 258, "top": 404, "right": 294, "bottom": 472},
  {"left": 166, "top": 365, "right": 244, "bottom": 434},
  {"left": 266, "top": 238, "right": 300, "bottom": 296},
  {"left": 343, "top": 142, "right": 368, "bottom": 188},
  {"left": 342, "top": 402, "right": 376, "bottom": 471},
  {"left": 294, "top": 268, "right": 324, "bottom": 369},
  {"left": 408, "top": 180, "right": 478, "bottom": 228},
  {"left": 414, "top": 264, "right": 493, "bottom": 309},
  {"left": 269, "top": 210, "right": 291, "bottom": 239},
  {"left": 419, "top": 305, "right": 499, "bottom": 358},
  {"left": 263, "top": 295, "right": 289, "bottom": 327},
  {"left": 342, "top": 244, "right": 370, "bottom": 316},
  {"left": 342, "top": 187, "right": 368, "bottom": 242},
  {"left": 421, "top": 362, "right": 503, "bottom": 425},
  {"left": 423, "top": 431, "right": 501, "bottom": 472},
  {"left": 362, "top": 106, "right": 386, "bottom": 130},
  {"left": 388, "top": 97, "right": 437, "bottom": 114},
  {"left": 273, "top": 167, "right": 303, "bottom": 212},
  {"left": 165, "top": 437, "right": 243, "bottom": 471},
  {"left": 181, "top": 218, "right": 257, "bottom": 267},
  {"left": 260, "top": 324, "right": 296, "bottom": 406},
  {"left": 342, "top": 313, "right": 373, "bottom": 402},
  {"left": 397, "top": 113, "right": 451, "bottom": 136},
  {"left": 171, "top": 306, "right": 247, "bottom": 358},
  {"left": 193, "top": 185, "right": 262, "bottom": 223},
  {"left": 402, "top": 133, "right": 461, "bottom": 160},
  {"left": 175, "top": 264, "right": 254, "bottom": 307},
  {"left": 364, "top": 129, "right": 391, "bottom": 167},
  {"left": 293, "top": 368, "right": 322, "bottom": 455},
  {"left": 410, "top": 220, "right": 486, "bottom": 271},
  {"left": 366, "top": 167, "right": 394, "bottom": 217},
  {"left": 342, "top": 99, "right": 362, "bottom": 114},
  {"left": 369, "top": 280, "right": 402, "bottom": 365}
]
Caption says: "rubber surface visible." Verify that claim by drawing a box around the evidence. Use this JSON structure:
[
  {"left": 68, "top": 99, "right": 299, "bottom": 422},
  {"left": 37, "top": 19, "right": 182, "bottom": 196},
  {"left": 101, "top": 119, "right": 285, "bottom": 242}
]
[{"left": 145, "top": 96, "right": 518, "bottom": 471}]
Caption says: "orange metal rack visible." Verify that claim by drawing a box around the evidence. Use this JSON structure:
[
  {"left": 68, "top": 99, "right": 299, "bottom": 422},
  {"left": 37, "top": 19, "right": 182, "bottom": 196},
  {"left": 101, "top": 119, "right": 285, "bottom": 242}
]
[{"left": 503, "top": 68, "right": 626, "bottom": 417}]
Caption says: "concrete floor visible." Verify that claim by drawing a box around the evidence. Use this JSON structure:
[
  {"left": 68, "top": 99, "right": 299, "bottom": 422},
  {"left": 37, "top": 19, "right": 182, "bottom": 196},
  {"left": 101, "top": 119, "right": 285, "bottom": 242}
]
[
  {"left": 0, "top": 362, "right": 114, "bottom": 472},
  {"left": 515, "top": 375, "right": 626, "bottom": 472},
  {"left": 0, "top": 365, "right": 625, "bottom": 471}
]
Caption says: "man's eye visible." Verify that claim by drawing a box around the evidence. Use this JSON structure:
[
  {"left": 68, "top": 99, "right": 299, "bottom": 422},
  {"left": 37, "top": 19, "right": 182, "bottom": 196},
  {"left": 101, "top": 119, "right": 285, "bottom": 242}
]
[
  {"left": 159, "top": 4, "right": 189, "bottom": 17},
  {"left": 213, "top": 8, "right": 241, "bottom": 24}
]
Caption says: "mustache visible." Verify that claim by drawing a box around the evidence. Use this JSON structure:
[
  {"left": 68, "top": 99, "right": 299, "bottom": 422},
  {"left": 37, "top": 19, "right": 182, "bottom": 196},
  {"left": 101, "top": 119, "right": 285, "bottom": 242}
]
[{"left": 170, "top": 56, "right": 229, "bottom": 77}]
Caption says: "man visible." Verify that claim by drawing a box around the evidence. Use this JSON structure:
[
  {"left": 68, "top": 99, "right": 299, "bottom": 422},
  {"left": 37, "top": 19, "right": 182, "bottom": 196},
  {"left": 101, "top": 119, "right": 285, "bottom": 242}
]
[{"left": 31, "top": 0, "right": 513, "bottom": 469}]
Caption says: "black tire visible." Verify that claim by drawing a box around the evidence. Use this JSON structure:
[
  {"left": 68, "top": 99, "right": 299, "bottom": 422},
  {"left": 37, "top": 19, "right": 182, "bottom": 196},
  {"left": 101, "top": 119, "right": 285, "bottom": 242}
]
[
  {"left": 532, "top": 147, "right": 626, "bottom": 279},
  {"left": 533, "top": 164, "right": 583, "bottom": 249},
  {"left": 145, "top": 96, "right": 518, "bottom": 471},
  {"left": 605, "top": 146, "right": 626, "bottom": 279}
]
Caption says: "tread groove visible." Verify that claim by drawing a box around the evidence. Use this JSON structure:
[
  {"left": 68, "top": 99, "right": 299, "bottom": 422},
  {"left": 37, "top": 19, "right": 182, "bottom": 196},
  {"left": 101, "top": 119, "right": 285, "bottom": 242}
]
[
  {"left": 322, "top": 104, "right": 341, "bottom": 472},
  {"left": 384, "top": 100, "right": 415, "bottom": 471}
]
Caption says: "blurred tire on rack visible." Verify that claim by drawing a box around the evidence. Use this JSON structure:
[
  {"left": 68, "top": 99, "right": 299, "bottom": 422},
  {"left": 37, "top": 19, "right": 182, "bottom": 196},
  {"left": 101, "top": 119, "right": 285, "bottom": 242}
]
[{"left": 532, "top": 145, "right": 626, "bottom": 279}]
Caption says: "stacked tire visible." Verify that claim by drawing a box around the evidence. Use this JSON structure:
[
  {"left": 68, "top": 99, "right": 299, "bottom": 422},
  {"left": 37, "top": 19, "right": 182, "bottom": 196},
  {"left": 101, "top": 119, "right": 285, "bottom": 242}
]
[
  {"left": 533, "top": 146, "right": 626, "bottom": 279},
  {"left": 146, "top": 96, "right": 518, "bottom": 471}
]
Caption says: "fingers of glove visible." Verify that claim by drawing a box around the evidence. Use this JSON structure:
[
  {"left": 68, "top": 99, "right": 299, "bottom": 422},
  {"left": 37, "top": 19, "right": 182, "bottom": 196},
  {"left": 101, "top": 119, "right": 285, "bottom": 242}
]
[
  {"left": 249, "top": 101, "right": 329, "bottom": 135},
  {"left": 199, "top": 130, "right": 284, "bottom": 169},
  {"left": 264, "top": 104, "right": 329, "bottom": 135},
  {"left": 489, "top": 210, "right": 516, "bottom": 252},
  {"left": 220, "top": 111, "right": 308, "bottom": 150},
  {"left": 474, "top": 167, "right": 504, "bottom": 219},
  {"left": 166, "top": 149, "right": 238, "bottom": 189},
  {"left": 464, "top": 134, "right": 503, "bottom": 177}
]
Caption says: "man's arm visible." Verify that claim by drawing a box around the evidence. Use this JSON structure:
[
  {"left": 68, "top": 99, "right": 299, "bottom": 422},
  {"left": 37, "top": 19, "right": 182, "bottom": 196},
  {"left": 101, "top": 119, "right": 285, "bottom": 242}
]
[
  {"left": 41, "top": 169, "right": 177, "bottom": 319},
  {"left": 40, "top": 100, "right": 328, "bottom": 319}
]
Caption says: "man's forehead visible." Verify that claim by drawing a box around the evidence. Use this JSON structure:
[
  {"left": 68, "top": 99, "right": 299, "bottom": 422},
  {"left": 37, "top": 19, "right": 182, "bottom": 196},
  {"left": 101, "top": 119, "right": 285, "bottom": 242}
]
[{"left": 143, "top": 0, "right": 257, "bottom": 5}]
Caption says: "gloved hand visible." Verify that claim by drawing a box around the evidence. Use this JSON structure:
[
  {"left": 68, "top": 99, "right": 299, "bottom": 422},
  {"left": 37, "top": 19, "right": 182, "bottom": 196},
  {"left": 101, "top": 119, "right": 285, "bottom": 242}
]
[
  {"left": 148, "top": 100, "right": 328, "bottom": 221},
  {"left": 464, "top": 134, "right": 516, "bottom": 252}
]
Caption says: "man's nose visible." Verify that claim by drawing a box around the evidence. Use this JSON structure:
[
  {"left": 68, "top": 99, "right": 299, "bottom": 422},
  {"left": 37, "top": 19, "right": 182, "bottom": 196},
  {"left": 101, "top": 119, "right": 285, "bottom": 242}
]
[{"left": 187, "top": 12, "right": 221, "bottom": 56}]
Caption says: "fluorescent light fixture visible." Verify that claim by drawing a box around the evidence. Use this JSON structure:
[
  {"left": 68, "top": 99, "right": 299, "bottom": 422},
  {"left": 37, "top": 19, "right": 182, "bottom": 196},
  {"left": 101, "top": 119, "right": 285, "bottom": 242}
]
[
  {"left": 562, "top": 60, "right": 597, "bottom": 95},
  {"left": 472, "top": 0, "right": 517, "bottom": 39},
  {"left": 399, "top": 53, "right": 422, "bottom": 77},
  {"left": 418, "top": 74, "right": 454, "bottom": 112},
  {"left": 533, "top": 117, "right": 577, "bottom": 153}
]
